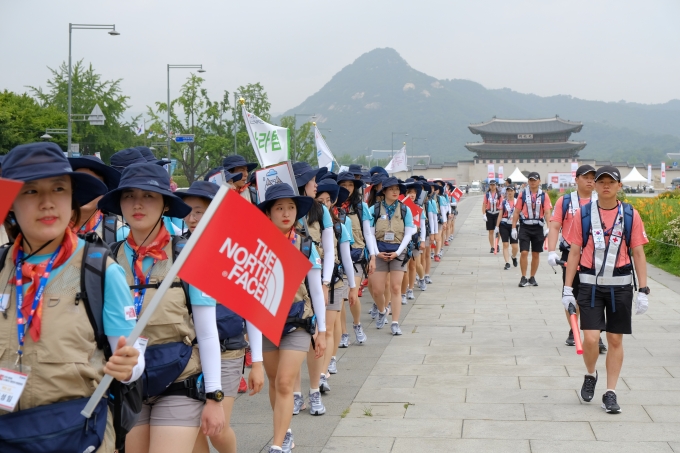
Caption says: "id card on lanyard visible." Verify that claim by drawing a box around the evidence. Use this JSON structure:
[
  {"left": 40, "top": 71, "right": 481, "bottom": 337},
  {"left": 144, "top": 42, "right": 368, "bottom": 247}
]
[{"left": 133, "top": 258, "right": 157, "bottom": 319}]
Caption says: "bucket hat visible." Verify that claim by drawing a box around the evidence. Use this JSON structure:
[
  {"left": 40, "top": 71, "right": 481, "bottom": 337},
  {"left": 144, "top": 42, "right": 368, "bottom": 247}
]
[
  {"left": 403, "top": 178, "right": 423, "bottom": 200},
  {"left": 136, "top": 147, "right": 166, "bottom": 166},
  {"left": 369, "top": 166, "right": 389, "bottom": 177},
  {"left": 420, "top": 180, "right": 432, "bottom": 194},
  {"left": 319, "top": 172, "right": 337, "bottom": 182},
  {"left": 3, "top": 142, "right": 107, "bottom": 206},
  {"left": 293, "top": 161, "right": 327, "bottom": 188},
  {"left": 68, "top": 155, "right": 121, "bottom": 191},
  {"left": 176, "top": 181, "right": 220, "bottom": 202},
  {"left": 337, "top": 171, "right": 364, "bottom": 189},
  {"left": 203, "top": 167, "right": 244, "bottom": 184},
  {"left": 316, "top": 178, "right": 350, "bottom": 205},
  {"left": 110, "top": 148, "right": 147, "bottom": 170},
  {"left": 98, "top": 163, "right": 191, "bottom": 218},
  {"left": 347, "top": 164, "right": 363, "bottom": 176},
  {"left": 370, "top": 173, "right": 388, "bottom": 186},
  {"left": 222, "top": 154, "right": 257, "bottom": 173},
  {"left": 257, "top": 183, "right": 313, "bottom": 221},
  {"left": 380, "top": 177, "right": 406, "bottom": 195}
]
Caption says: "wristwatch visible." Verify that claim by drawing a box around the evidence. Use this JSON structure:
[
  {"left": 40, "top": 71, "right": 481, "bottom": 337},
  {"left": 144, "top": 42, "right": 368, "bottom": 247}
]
[
  {"left": 206, "top": 390, "right": 225, "bottom": 402},
  {"left": 322, "top": 281, "right": 331, "bottom": 288},
  {"left": 639, "top": 287, "right": 651, "bottom": 295}
]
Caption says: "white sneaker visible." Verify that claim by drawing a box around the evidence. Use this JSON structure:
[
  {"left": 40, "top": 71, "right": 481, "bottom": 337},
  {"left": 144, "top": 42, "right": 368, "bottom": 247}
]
[
  {"left": 407, "top": 289, "right": 414, "bottom": 299},
  {"left": 418, "top": 279, "right": 427, "bottom": 291},
  {"left": 401, "top": 294, "right": 407, "bottom": 305},
  {"left": 424, "top": 275, "right": 433, "bottom": 284}
]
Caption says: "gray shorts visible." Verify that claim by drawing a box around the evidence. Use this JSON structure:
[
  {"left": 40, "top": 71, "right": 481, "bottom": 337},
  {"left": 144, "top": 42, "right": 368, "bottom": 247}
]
[
  {"left": 412, "top": 248, "right": 421, "bottom": 257},
  {"left": 262, "top": 327, "right": 312, "bottom": 352},
  {"left": 222, "top": 358, "right": 243, "bottom": 398},
  {"left": 136, "top": 395, "right": 204, "bottom": 427},
  {"left": 375, "top": 252, "right": 407, "bottom": 273},
  {"left": 328, "top": 283, "right": 348, "bottom": 311}
]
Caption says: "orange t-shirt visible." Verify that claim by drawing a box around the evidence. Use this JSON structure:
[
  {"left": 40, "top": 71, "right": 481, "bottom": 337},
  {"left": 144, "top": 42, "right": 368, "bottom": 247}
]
[
  {"left": 515, "top": 191, "right": 552, "bottom": 222},
  {"left": 566, "top": 203, "right": 648, "bottom": 269},
  {"left": 550, "top": 194, "right": 593, "bottom": 243}
]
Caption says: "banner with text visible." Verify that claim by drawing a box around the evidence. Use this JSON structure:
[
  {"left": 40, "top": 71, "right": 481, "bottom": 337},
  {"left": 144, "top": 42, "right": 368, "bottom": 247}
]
[
  {"left": 498, "top": 166, "right": 504, "bottom": 181},
  {"left": 451, "top": 186, "right": 464, "bottom": 202},
  {"left": 661, "top": 162, "right": 666, "bottom": 184},
  {"left": 487, "top": 164, "right": 495, "bottom": 180},
  {"left": 242, "top": 105, "right": 290, "bottom": 168},
  {"left": 385, "top": 145, "right": 408, "bottom": 173},
  {"left": 399, "top": 196, "right": 422, "bottom": 228}
]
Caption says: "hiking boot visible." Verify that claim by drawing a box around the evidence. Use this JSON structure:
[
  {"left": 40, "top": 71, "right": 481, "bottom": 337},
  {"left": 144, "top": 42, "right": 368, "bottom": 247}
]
[
  {"left": 504, "top": 263, "right": 511, "bottom": 270},
  {"left": 512, "top": 257, "right": 518, "bottom": 267},
  {"left": 581, "top": 372, "right": 598, "bottom": 402},
  {"left": 418, "top": 279, "right": 427, "bottom": 291},
  {"left": 528, "top": 276, "right": 538, "bottom": 286},
  {"left": 401, "top": 294, "right": 407, "bottom": 305},
  {"left": 425, "top": 275, "right": 433, "bottom": 284},
  {"left": 338, "top": 333, "right": 349, "bottom": 348},
  {"left": 328, "top": 357, "right": 338, "bottom": 375},
  {"left": 566, "top": 329, "right": 575, "bottom": 346},
  {"left": 293, "top": 393, "right": 305, "bottom": 415},
  {"left": 602, "top": 391, "right": 621, "bottom": 414},
  {"left": 238, "top": 376, "right": 247, "bottom": 393},
  {"left": 319, "top": 374, "right": 331, "bottom": 393},
  {"left": 309, "top": 391, "right": 326, "bottom": 416},
  {"left": 282, "top": 429, "right": 294, "bottom": 452},
  {"left": 391, "top": 323, "right": 403, "bottom": 336},
  {"left": 519, "top": 276, "right": 528, "bottom": 287},
  {"left": 434, "top": 255, "right": 441, "bottom": 262},
  {"left": 407, "top": 289, "right": 415, "bottom": 300},
  {"left": 353, "top": 324, "right": 367, "bottom": 344},
  {"left": 245, "top": 348, "right": 252, "bottom": 367},
  {"left": 369, "top": 303, "right": 379, "bottom": 319},
  {"left": 490, "top": 247, "right": 494, "bottom": 253},
  {"left": 376, "top": 311, "right": 388, "bottom": 329},
  {"left": 599, "top": 337, "right": 607, "bottom": 354}
]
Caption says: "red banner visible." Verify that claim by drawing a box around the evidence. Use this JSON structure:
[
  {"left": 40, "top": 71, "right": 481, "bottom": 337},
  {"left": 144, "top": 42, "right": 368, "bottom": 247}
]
[
  {"left": 178, "top": 190, "right": 312, "bottom": 345},
  {"left": 400, "top": 196, "right": 422, "bottom": 228},
  {"left": 451, "top": 187, "right": 463, "bottom": 201},
  {"left": 0, "top": 178, "right": 24, "bottom": 223}
]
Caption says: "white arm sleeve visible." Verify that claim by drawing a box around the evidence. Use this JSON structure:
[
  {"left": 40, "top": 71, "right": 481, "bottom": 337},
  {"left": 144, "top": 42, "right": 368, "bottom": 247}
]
[
  {"left": 321, "top": 227, "right": 335, "bottom": 283},
  {"left": 362, "top": 219, "right": 377, "bottom": 256},
  {"left": 245, "top": 321, "right": 263, "bottom": 363},
  {"left": 420, "top": 223, "right": 426, "bottom": 242},
  {"left": 307, "top": 268, "right": 326, "bottom": 332},
  {"left": 396, "top": 226, "right": 417, "bottom": 255},
  {"left": 107, "top": 336, "right": 146, "bottom": 384},
  {"left": 339, "top": 241, "right": 356, "bottom": 287},
  {"left": 428, "top": 212, "right": 438, "bottom": 234},
  {"left": 192, "top": 305, "right": 221, "bottom": 392}
]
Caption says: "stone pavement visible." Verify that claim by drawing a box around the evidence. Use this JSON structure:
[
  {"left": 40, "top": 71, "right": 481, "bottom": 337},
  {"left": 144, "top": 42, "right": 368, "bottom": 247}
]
[{"left": 226, "top": 195, "right": 680, "bottom": 453}]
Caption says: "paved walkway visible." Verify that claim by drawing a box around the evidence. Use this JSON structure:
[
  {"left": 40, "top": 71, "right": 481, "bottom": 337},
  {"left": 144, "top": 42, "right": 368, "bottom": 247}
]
[{"left": 229, "top": 195, "right": 680, "bottom": 453}]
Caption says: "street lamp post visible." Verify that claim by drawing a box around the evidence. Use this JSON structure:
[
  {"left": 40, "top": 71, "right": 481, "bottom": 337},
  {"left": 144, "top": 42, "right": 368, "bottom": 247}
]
[
  {"left": 293, "top": 113, "right": 317, "bottom": 164},
  {"left": 67, "top": 23, "right": 119, "bottom": 157},
  {"left": 411, "top": 137, "right": 427, "bottom": 176},
  {"left": 391, "top": 131, "right": 408, "bottom": 159},
  {"left": 167, "top": 64, "right": 205, "bottom": 165}
]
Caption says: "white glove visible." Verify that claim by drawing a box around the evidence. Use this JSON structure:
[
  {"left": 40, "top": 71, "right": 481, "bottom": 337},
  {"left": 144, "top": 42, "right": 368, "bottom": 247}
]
[
  {"left": 494, "top": 226, "right": 499, "bottom": 236},
  {"left": 511, "top": 228, "right": 518, "bottom": 240},
  {"left": 562, "top": 286, "right": 576, "bottom": 311},
  {"left": 483, "top": 214, "right": 488, "bottom": 222},
  {"left": 635, "top": 292, "right": 649, "bottom": 315},
  {"left": 547, "top": 251, "right": 559, "bottom": 267}
]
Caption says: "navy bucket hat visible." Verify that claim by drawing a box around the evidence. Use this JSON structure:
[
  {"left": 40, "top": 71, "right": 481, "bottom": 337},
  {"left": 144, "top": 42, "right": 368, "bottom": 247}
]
[
  {"left": 176, "top": 181, "right": 220, "bottom": 202},
  {"left": 316, "top": 179, "right": 350, "bottom": 205},
  {"left": 403, "top": 178, "right": 423, "bottom": 200},
  {"left": 98, "top": 163, "right": 191, "bottom": 218},
  {"left": 136, "top": 147, "right": 166, "bottom": 166},
  {"left": 370, "top": 173, "right": 388, "bottom": 186},
  {"left": 337, "top": 171, "right": 364, "bottom": 189},
  {"left": 293, "top": 162, "right": 327, "bottom": 189},
  {"left": 203, "top": 167, "right": 243, "bottom": 184},
  {"left": 369, "top": 166, "right": 389, "bottom": 177},
  {"left": 3, "top": 142, "right": 108, "bottom": 206},
  {"left": 69, "top": 155, "right": 121, "bottom": 191},
  {"left": 110, "top": 148, "right": 147, "bottom": 170},
  {"left": 420, "top": 181, "right": 432, "bottom": 194},
  {"left": 347, "top": 164, "right": 363, "bottom": 176},
  {"left": 222, "top": 154, "right": 257, "bottom": 173},
  {"left": 380, "top": 176, "right": 406, "bottom": 195},
  {"left": 257, "top": 183, "right": 313, "bottom": 221}
]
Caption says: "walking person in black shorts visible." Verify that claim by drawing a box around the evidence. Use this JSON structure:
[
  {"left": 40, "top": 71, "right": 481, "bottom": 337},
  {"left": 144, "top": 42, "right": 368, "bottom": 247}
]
[
  {"left": 495, "top": 186, "right": 518, "bottom": 270},
  {"left": 511, "top": 172, "right": 552, "bottom": 287},
  {"left": 482, "top": 179, "right": 502, "bottom": 253}
]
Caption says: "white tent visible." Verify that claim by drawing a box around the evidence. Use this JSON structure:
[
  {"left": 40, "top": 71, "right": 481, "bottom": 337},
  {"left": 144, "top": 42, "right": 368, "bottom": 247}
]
[
  {"left": 507, "top": 167, "right": 528, "bottom": 183},
  {"left": 622, "top": 166, "right": 648, "bottom": 184}
]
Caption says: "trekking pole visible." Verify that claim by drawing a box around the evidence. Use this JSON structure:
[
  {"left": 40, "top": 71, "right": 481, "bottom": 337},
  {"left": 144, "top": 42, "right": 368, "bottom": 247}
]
[
  {"left": 494, "top": 233, "right": 499, "bottom": 255},
  {"left": 556, "top": 259, "right": 583, "bottom": 355}
]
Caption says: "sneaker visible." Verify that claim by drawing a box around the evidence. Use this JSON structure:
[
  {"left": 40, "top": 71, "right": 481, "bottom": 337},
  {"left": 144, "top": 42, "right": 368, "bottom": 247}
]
[
  {"left": 407, "top": 289, "right": 415, "bottom": 300},
  {"left": 293, "top": 393, "right": 305, "bottom": 415},
  {"left": 376, "top": 311, "right": 388, "bottom": 329},
  {"left": 566, "top": 329, "right": 575, "bottom": 346},
  {"left": 361, "top": 278, "right": 368, "bottom": 287},
  {"left": 353, "top": 324, "right": 367, "bottom": 344},
  {"left": 434, "top": 255, "right": 441, "bottom": 262},
  {"left": 528, "top": 276, "right": 538, "bottom": 286},
  {"left": 244, "top": 348, "right": 252, "bottom": 367},
  {"left": 581, "top": 372, "right": 598, "bottom": 402},
  {"left": 519, "top": 276, "right": 528, "bottom": 287},
  {"left": 369, "top": 303, "right": 379, "bottom": 319},
  {"left": 338, "top": 333, "right": 350, "bottom": 348},
  {"left": 425, "top": 275, "right": 433, "bottom": 284},
  {"left": 512, "top": 257, "right": 518, "bottom": 267},
  {"left": 319, "top": 374, "right": 331, "bottom": 393},
  {"left": 387, "top": 303, "right": 392, "bottom": 315},
  {"left": 418, "top": 279, "right": 427, "bottom": 291},
  {"left": 282, "top": 429, "right": 294, "bottom": 452},
  {"left": 599, "top": 337, "right": 607, "bottom": 354},
  {"left": 358, "top": 287, "right": 363, "bottom": 297},
  {"left": 602, "top": 390, "right": 621, "bottom": 414},
  {"left": 238, "top": 376, "right": 247, "bottom": 393},
  {"left": 328, "top": 357, "right": 338, "bottom": 374},
  {"left": 401, "top": 294, "right": 407, "bottom": 305},
  {"left": 504, "top": 263, "right": 511, "bottom": 270},
  {"left": 444, "top": 241, "right": 450, "bottom": 246},
  {"left": 391, "top": 323, "right": 402, "bottom": 336},
  {"left": 309, "top": 390, "right": 326, "bottom": 415},
  {"left": 490, "top": 247, "right": 494, "bottom": 253},
  {"left": 430, "top": 252, "right": 434, "bottom": 259},
  {"left": 269, "top": 447, "right": 282, "bottom": 453}
]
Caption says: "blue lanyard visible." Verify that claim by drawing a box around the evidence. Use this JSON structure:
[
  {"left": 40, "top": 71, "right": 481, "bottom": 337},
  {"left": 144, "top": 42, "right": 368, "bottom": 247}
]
[
  {"left": 132, "top": 257, "right": 157, "bottom": 318},
  {"left": 15, "top": 245, "right": 62, "bottom": 356}
]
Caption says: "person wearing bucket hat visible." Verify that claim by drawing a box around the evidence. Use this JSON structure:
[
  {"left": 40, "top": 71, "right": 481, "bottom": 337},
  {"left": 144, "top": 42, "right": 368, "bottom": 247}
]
[
  {"left": 423, "top": 181, "right": 439, "bottom": 283},
  {"left": 222, "top": 155, "right": 258, "bottom": 203},
  {"left": 181, "top": 181, "right": 265, "bottom": 453},
  {"left": 110, "top": 147, "right": 148, "bottom": 171},
  {"left": 314, "top": 179, "right": 358, "bottom": 387},
  {"left": 136, "top": 146, "right": 166, "bottom": 166},
  {"left": 429, "top": 183, "right": 446, "bottom": 262},
  {"left": 100, "top": 163, "right": 226, "bottom": 450},
  {"left": 403, "top": 179, "right": 427, "bottom": 297},
  {"left": 366, "top": 173, "right": 387, "bottom": 207},
  {"left": 368, "top": 177, "right": 417, "bottom": 336},
  {"left": 483, "top": 179, "right": 502, "bottom": 254},
  {"left": 0, "top": 142, "right": 140, "bottom": 452},
  {"left": 336, "top": 171, "right": 374, "bottom": 347},
  {"left": 369, "top": 166, "right": 389, "bottom": 177},
  {"left": 256, "top": 183, "right": 327, "bottom": 451},
  {"left": 347, "top": 164, "right": 363, "bottom": 178},
  {"left": 435, "top": 181, "right": 452, "bottom": 248}
]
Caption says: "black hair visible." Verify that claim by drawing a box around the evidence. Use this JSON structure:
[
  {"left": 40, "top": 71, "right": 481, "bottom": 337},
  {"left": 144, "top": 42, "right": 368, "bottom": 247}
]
[
  {"left": 366, "top": 185, "right": 383, "bottom": 207},
  {"left": 299, "top": 185, "right": 324, "bottom": 228}
]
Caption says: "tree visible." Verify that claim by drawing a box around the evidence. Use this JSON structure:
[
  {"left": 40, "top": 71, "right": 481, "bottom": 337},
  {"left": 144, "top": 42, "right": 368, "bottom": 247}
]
[
  {"left": 28, "top": 60, "right": 135, "bottom": 161},
  {"left": 232, "top": 83, "right": 272, "bottom": 165},
  {"left": 338, "top": 153, "right": 355, "bottom": 165},
  {"left": 0, "top": 90, "right": 67, "bottom": 153},
  {"left": 279, "top": 116, "right": 315, "bottom": 164}
]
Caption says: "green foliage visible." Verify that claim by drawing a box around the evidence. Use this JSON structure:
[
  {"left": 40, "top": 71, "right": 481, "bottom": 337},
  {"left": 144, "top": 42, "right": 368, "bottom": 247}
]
[
  {"left": 337, "top": 153, "right": 354, "bottom": 165},
  {"left": 627, "top": 197, "right": 680, "bottom": 276},
  {"left": 279, "top": 115, "right": 313, "bottom": 164}
]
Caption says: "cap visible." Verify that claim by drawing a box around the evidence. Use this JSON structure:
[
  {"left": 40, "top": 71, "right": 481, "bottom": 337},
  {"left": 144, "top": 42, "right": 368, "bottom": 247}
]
[
  {"left": 594, "top": 166, "right": 621, "bottom": 182},
  {"left": 527, "top": 172, "right": 540, "bottom": 180},
  {"left": 576, "top": 165, "right": 596, "bottom": 177}
]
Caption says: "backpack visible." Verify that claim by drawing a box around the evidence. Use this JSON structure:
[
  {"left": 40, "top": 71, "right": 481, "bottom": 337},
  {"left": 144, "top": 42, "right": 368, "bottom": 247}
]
[
  {"left": 282, "top": 233, "right": 317, "bottom": 343},
  {"left": 102, "top": 213, "right": 119, "bottom": 246},
  {"left": 581, "top": 202, "right": 634, "bottom": 252}
]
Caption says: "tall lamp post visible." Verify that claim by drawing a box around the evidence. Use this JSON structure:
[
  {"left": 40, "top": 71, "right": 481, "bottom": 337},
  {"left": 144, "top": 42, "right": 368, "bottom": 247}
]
[
  {"left": 167, "top": 64, "right": 206, "bottom": 165},
  {"left": 67, "top": 23, "right": 120, "bottom": 156},
  {"left": 411, "top": 137, "right": 427, "bottom": 176},
  {"left": 293, "top": 113, "right": 317, "bottom": 163},
  {"left": 391, "top": 131, "right": 408, "bottom": 159}
]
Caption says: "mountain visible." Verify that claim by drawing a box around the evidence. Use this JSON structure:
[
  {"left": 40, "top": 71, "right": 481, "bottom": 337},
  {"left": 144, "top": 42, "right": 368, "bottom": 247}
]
[{"left": 277, "top": 48, "right": 680, "bottom": 163}]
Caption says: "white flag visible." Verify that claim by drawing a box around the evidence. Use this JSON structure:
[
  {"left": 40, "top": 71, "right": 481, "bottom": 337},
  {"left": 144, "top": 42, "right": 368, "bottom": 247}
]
[
  {"left": 242, "top": 105, "right": 290, "bottom": 168},
  {"left": 385, "top": 145, "right": 408, "bottom": 173},
  {"left": 314, "top": 126, "right": 336, "bottom": 171}
]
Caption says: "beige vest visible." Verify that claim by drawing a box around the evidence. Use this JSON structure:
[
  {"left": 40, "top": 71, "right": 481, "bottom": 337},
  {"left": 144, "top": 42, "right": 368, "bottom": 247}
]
[
  {"left": 115, "top": 242, "right": 201, "bottom": 384},
  {"left": 347, "top": 207, "right": 366, "bottom": 250},
  {"left": 307, "top": 219, "right": 343, "bottom": 289},
  {"left": 374, "top": 201, "right": 405, "bottom": 243},
  {"left": 292, "top": 236, "right": 314, "bottom": 321},
  {"left": 0, "top": 247, "right": 109, "bottom": 411}
]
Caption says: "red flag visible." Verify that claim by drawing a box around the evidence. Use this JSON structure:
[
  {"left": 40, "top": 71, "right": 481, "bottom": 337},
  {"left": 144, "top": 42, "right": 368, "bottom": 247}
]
[
  {"left": 0, "top": 178, "right": 23, "bottom": 223},
  {"left": 400, "top": 196, "right": 422, "bottom": 228},
  {"left": 178, "top": 190, "right": 312, "bottom": 345},
  {"left": 451, "top": 187, "right": 463, "bottom": 202}
]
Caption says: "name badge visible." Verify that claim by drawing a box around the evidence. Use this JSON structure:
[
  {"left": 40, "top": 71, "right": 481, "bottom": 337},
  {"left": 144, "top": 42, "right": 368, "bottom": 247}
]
[
  {"left": 384, "top": 231, "right": 395, "bottom": 241},
  {"left": 136, "top": 337, "right": 149, "bottom": 357},
  {"left": 0, "top": 367, "right": 29, "bottom": 411},
  {"left": 380, "top": 215, "right": 387, "bottom": 220},
  {"left": 594, "top": 235, "right": 606, "bottom": 250}
]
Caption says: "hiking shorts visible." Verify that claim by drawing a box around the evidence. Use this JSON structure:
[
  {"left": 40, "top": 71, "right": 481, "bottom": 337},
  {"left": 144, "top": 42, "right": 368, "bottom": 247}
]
[
  {"left": 262, "top": 328, "right": 311, "bottom": 353},
  {"left": 485, "top": 212, "right": 499, "bottom": 231},
  {"left": 328, "top": 283, "right": 346, "bottom": 311},
  {"left": 499, "top": 223, "right": 517, "bottom": 244},
  {"left": 221, "top": 357, "right": 243, "bottom": 398},
  {"left": 136, "top": 395, "right": 204, "bottom": 427},
  {"left": 375, "top": 251, "right": 408, "bottom": 273},
  {"left": 577, "top": 283, "right": 633, "bottom": 334},
  {"left": 519, "top": 224, "right": 544, "bottom": 253}
]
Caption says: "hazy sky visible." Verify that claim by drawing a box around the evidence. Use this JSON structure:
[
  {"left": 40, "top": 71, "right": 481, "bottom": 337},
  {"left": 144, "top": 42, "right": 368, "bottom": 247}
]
[{"left": 2, "top": 0, "right": 679, "bottom": 120}]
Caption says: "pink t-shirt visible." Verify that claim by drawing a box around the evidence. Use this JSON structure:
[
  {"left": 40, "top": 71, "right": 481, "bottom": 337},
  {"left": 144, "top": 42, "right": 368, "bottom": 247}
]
[
  {"left": 550, "top": 194, "right": 593, "bottom": 242},
  {"left": 484, "top": 191, "right": 503, "bottom": 211},
  {"left": 566, "top": 203, "right": 648, "bottom": 269},
  {"left": 515, "top": 191, "right": 552, "bottom": 221}
]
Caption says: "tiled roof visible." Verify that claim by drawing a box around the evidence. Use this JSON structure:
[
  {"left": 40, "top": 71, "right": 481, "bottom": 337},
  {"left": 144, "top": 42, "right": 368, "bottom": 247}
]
[{"left": 469, "top": 117, "right": 583, "bottom": 135}]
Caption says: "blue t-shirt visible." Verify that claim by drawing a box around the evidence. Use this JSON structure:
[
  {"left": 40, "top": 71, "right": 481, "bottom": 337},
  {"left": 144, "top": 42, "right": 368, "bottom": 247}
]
[
  {"left": 122, "top": 242, "right": 215, "bottom": 307},
  {"left": 439, "top": 195, "right": 449, "bottom": 207},
  {"left": 321, "top": 205, "right": 333, "bottom": 229},
  {"left": 23, "top": 239, "right": 135, "bottom": 338},
  {"left": 342, "top": 216, "right": 355, "bottom": 245},
  {"left": 368, "top": 202, "right": 415, "bottom": 228},
  {"left": 426, "top": 199, "right": 438, "bottom": 214}
]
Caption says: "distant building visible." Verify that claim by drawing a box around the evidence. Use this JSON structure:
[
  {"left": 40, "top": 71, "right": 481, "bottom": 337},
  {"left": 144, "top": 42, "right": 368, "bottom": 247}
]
[{"left": 368, "top": 150, "right": 431, "bottom": 167}]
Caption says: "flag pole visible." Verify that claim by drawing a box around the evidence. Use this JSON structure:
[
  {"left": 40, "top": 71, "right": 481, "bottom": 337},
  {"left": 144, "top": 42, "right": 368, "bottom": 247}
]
[{"left": 81, "top": 182, "right": 231, "bottom": 418}]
